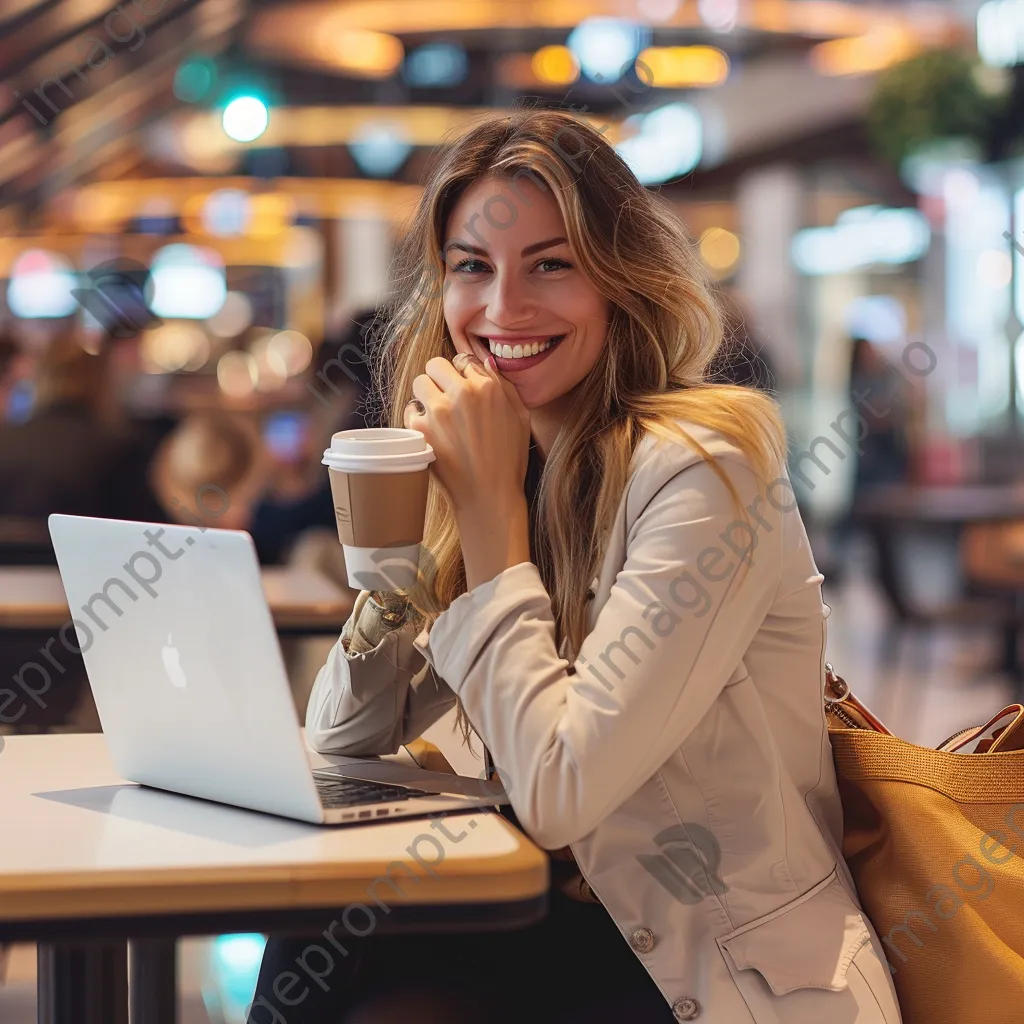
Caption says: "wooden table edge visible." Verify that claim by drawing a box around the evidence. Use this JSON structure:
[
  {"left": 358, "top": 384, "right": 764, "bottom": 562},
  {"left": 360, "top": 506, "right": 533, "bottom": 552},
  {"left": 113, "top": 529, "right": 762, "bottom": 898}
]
[{"left": 0, "top": 822, "right": 549, "bottom": 923}]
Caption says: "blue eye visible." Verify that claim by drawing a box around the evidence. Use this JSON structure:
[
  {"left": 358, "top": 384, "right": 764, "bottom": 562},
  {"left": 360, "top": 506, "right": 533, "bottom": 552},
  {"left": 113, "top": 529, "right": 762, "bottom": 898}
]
[{"left": 451, "top": 258, "right": 488, "bottom": 273}]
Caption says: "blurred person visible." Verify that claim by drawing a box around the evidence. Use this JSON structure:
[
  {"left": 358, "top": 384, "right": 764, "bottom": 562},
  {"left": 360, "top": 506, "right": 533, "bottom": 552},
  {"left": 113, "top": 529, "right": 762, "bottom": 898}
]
[
  {"left": 840, "top": 335, "right": 916, "bottom": 619},
  {"left": 249, "top": 110, "right": 901, "bottom": 1024},
  {"left": 0, "top": 327, "right": 163, "bottom": 731},
  {"left": 0, "top": 326, "right": 165, "bottom": 524},
  {"left": 247, "top": 309, "right": 382, "bottom": 568},
  {"left": 847, "top": 337, "right": 913, "bottom": 496},
  {"left": 149, "top": 409, "right": 267, "bottom": 532},
  {"left": 0, "top": 332, "right": 30, "bottom": 420}
]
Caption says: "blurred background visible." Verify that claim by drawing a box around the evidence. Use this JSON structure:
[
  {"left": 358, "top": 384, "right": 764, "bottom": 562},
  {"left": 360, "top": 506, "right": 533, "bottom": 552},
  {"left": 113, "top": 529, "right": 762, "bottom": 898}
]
[{"left": 4, "top": 0, "right": 1024, "bottom": 1018}]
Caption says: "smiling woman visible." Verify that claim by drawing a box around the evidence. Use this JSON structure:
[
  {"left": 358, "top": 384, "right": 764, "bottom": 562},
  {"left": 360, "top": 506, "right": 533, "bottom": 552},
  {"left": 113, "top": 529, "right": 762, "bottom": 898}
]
[{"left": 249, "top": 108, "right": 903, "bottom": 1024}]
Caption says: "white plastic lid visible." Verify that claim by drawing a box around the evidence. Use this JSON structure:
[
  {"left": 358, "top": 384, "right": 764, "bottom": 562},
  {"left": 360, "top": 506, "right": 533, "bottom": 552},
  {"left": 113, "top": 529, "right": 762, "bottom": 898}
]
[{"left": 322, "top": 428, "right": 435, "bottom": 472}]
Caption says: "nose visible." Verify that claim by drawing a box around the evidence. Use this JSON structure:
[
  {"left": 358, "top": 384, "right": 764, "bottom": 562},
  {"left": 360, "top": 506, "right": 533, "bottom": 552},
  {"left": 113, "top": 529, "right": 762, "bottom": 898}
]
[{"left": 484, "top": 268, "right": 536, "bottom": 328}]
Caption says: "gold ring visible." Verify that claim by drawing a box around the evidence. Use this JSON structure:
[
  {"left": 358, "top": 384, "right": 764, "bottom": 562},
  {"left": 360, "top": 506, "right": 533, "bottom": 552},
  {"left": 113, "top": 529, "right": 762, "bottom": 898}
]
[{"left": 452, "top": 352, "right": 480, "bottom": 374}]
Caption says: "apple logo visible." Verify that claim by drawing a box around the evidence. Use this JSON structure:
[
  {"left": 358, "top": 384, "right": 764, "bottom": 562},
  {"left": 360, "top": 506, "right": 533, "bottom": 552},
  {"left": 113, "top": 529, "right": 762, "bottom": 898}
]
[{"left": 161, "top": 633, "right": 188, "bottom": 689}]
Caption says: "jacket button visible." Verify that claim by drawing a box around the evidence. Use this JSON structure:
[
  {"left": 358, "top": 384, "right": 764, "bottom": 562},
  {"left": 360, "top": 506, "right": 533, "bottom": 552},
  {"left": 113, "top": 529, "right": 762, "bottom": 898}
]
[
  {"left": 629, "top": 926, "right": 655, "bottom": 954},
  {"left": 672, "top": 997, "right": 701, "bottom": 1021}
]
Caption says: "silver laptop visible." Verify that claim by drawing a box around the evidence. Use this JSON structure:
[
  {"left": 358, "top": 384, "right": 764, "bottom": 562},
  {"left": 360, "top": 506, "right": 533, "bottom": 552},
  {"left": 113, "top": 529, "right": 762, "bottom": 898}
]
[{"left": 47, "top": 514, "right": 507, "bottom": 825}]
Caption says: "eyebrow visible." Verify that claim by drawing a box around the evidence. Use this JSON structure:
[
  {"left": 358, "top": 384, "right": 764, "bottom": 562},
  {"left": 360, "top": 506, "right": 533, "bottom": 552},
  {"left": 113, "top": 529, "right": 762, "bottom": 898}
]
[{"left": 443, "top": 236, "right": 569, "bottom": 259}]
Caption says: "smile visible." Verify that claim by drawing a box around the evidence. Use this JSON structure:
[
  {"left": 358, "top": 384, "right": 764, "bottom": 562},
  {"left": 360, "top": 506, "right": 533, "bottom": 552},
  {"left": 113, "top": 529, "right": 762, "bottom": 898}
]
[{"left": 474, "top": 334, "right": 566, "bottom": 371}]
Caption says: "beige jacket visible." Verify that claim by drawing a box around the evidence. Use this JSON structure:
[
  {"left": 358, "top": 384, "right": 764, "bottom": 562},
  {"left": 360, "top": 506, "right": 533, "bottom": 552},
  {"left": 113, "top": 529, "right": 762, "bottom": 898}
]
[{"left": 306, "top": 421, "right": 903, "bottom": 1024}]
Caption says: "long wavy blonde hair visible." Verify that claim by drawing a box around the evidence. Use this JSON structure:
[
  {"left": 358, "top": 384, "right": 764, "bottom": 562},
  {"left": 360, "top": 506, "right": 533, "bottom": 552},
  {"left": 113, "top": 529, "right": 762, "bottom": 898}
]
[{"left": 367, "top": 108, "right": 786, "bottom": 743}]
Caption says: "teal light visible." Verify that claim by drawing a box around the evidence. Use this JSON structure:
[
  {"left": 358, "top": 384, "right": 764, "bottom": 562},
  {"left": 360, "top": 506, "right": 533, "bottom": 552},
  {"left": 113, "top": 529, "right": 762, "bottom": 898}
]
[
  {"left": 222, "top": 96, "right": 270, "bottom": 143},
  {"left": 174, "top": 57, "right": 217, "bottom": 103},
  {"left": 204, "top": 933, "right": 267, "bottom": 1022}
]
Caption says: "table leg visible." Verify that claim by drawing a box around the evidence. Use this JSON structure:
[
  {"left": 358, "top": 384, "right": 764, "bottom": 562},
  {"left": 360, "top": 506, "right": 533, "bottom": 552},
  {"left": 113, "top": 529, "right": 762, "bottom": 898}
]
[
  {"left": 37, "top": 941, "right": 128, "bottom": 1024},
  {"left": 129, "top": 938, "right": 177, "bottom": 1024}
]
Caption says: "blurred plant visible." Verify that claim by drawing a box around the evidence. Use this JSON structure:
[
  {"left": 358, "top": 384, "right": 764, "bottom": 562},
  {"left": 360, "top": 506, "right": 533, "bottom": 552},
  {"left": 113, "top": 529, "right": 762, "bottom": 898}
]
[{"left": 867, "top": 49, "right": 1012, "bottom": 169}]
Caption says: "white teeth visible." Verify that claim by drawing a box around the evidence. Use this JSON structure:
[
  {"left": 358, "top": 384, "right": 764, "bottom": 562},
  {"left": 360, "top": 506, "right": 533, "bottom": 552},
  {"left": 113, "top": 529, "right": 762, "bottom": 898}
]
[{"left": 482, "top": 337, "right": 560, "bottom": 359}]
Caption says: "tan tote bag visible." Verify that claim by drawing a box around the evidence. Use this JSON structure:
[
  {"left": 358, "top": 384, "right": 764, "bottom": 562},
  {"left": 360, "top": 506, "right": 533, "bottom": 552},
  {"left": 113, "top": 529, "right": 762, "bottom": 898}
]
[{"left": 823, "top": 665, "right": 1024, "bottom": 1023}]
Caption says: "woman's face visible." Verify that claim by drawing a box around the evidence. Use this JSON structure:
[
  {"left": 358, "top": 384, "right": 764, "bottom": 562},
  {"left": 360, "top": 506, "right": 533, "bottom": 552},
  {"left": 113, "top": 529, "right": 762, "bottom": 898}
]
[{"left": 442, "top": 175, "right": 610, "bottom": 410}]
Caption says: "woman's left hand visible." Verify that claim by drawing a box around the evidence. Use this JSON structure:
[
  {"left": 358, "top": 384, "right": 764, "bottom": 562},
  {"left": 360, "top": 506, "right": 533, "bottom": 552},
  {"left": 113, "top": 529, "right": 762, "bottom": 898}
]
[{"left": 403, "top": 353, "right": 531, "bottom": 522}]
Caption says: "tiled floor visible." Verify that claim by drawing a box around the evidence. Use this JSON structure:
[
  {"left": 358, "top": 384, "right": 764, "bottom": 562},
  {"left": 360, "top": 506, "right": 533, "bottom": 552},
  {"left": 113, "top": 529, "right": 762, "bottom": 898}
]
[{"left": 0, "top": 549, "right": 1018, "bottom": 1022}]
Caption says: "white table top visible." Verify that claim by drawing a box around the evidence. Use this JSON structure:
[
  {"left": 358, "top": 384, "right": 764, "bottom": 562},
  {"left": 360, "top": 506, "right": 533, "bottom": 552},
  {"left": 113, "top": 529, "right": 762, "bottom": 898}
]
[
  {"left": 0, "top": 566, "right": 354, "bottom": 632},
  {"left": 0, "top": 734, "right": 547, "bottom": 925}
]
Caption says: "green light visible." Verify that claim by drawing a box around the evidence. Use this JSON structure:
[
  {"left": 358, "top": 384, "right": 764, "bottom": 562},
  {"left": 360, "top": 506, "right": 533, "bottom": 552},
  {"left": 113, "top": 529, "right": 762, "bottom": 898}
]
[{"left": 174, "top": 57, "right": 216, "bottom": 103}]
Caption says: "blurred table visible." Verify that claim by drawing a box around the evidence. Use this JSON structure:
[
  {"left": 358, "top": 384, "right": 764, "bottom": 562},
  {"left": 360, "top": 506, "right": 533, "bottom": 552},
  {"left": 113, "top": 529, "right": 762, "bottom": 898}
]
[
  {"left": 854, "top": 483, "right": 1024, "bottom": 525},
  {"left": 0, "top": 733, "right": 548, "bottom": 1024},
  {"left": 854, "top": 483, "right": 1024, "bottom": 691},
  {"left": 0, "top": 566, "right": 354, "bottom": 636}
]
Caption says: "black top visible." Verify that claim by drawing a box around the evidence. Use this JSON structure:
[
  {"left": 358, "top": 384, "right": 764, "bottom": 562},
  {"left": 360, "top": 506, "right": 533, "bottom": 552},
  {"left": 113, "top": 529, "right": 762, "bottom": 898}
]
[{"left": 485, "top": 436, "right": 548, "bottom": 819}]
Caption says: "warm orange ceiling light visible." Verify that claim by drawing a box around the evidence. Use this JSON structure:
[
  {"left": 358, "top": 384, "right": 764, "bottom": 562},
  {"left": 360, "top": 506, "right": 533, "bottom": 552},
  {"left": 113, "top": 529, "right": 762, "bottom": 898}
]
[
  {"left": 251, "top": 0, "right": 963, "bottom": 40},
  {"left": 638, "top": 46, "right": 730, "bottom": 88},
  {"left": 312, "top": 28, "right": 404, "bottom": 78},
  {"left": 532, "top": 45, "right": 580, "bottom": 86},
  {"left": 810, "top": 25, "right": 918, "bottom": 75}
]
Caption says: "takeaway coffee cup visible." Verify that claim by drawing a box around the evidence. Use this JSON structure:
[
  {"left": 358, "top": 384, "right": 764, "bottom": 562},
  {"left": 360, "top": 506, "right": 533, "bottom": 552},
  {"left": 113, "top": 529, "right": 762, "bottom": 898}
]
[{"left": 322, "top": 428, "right": 435, "bottom": 592}]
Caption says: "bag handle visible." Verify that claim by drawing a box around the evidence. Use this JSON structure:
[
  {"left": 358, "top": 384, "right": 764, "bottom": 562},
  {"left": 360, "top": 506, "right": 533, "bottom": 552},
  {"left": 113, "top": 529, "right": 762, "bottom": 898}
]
[
  {"left": 823, "top": 664, "right": 892, "bottom": 734},
  {"left": 824, "top": 663, "right": 1024, "bottom": 752}
]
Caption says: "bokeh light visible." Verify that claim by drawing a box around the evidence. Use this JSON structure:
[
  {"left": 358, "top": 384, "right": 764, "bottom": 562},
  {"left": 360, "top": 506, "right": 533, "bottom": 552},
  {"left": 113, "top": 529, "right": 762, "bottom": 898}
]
[
  {"left": 208, "top": 292, "right": 254, "bottom": 338},
  {"left": 141, "top": 323, "right": 210, "bottom": 374},
  {"left": 639, "top": 46, "right": 730, "bottom": 88},
  {"left": 698, "top": 0, "right": 739, "bottom": 32},
  {"left": 638, "top": 0, "right": 681, "bottom": 22},
  {"left": 267, "top": 330, "right": 314, "bottom": 376},
  {"left": 402, "top": 43, "right": 468, "bottom": 87},
  {"left": 202, "top": 189, "right": 252, "bottom": 237},
  {"left": 222, "top": 96, "right": 270, "bottom": 143},
  {"left": 615, "top": 102, "right": 703, "bottom": 184},
  {"left": 321, "top": 29, "right": 404, "bottom": 78},
  {"left": 978, "top": 249, "right": 1013, "bottom": 288},
  {"left": 699, "top": 227, "right": 741, "bottom": 271},
  {"left": 8, "top": 250, "right": 78, "bottom": 319},
  {"left": 217, "top": 350, "right": 258, "bottom": 398},
  {"left": 532, "top": 46, "right": 581, "bottom": 86},
  {"left": 349, "top": 123, "right": 412, "bottom": 178},
  {"left": 147, "top": 244, "right": 227, "bottom": 320},
  {"left": 174, "top": 57, "right": 217, "bottom": 103},
  {"left": 567, "top": 18, "right": 648, "bottom": 84}
]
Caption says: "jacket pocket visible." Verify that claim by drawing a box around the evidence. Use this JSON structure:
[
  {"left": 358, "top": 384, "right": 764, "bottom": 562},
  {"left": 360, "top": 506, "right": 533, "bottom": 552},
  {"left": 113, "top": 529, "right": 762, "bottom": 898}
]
[{"left": 716, "top": 869, "right": 893, "bottom": 1022}]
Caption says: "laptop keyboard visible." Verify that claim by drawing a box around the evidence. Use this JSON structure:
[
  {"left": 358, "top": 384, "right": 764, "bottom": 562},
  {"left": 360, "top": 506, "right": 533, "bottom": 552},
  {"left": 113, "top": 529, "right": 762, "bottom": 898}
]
[{"left": 314, "top": 774, "right": 442, "bottom": 809}]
